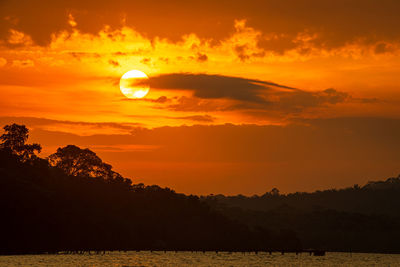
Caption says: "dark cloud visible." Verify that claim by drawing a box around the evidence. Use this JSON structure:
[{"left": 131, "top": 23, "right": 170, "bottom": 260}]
[
  {"left": 125, "top": 113, "right": 215, "bottom": 123},
  {"left": 69, "top": 52, "right": 101, "bottom": 60},
  {"left": 108, "top": 59, "right": 120, "bottom": 67},
  {"left": 140, "top": 58, "right": 151, "bottom": 65},
  {"left": 374, "top": 42, "right": 396, "bottom": 54},
  {"left": 113, "top": 51, "right": 127, "bottom": 56},
  {"left": 149, "top": 73, "right": 295, "bottom": 103},
  {"left": 234, "top": 45, "right": 265, "bottom": 61},
  {"left": 196, "top": 53, "right": 208, "bottom": 62},
  {"left": 174, "top": 115, "right": 215, "bottom": 122},
  {"left": 2, "top": 0, "right": 400, "bottom": 53},
  {"left": 257, "top": 35, "right": 298, "bottom": 55},
  {"left": 235, "top": 45, "right": 250, "bottom": 61},
  {"left": 262, "top": 88, "right": 351, "bottom": 112},
  {"left": 152, "top": 96, "right": 170, "bottom": 103},
  {"left": 234, "top": 45, "right": 246, "bottom": 61},
  {"left": 147, "top": 73, "right": 374, "bottom": 115},
  {"left": 122, "top": 95, "right": 171, "bottom": 103},
  {"left": 0, "top": 116, "right": 142, "bottom": 133},
  {"left": 166, "top": 96, "right": 228, "bottom": 112},
  {"left": 167, "top": 89, "right": 352, "bottom": 114}
]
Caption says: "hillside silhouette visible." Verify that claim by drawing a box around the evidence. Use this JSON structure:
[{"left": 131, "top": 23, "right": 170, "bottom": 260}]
[
  {"left": 203, "top": 178, "right": 400, "bottom": 216},
  {"left": 1, "top": 123, "right": 400, "bottom": 254},
  {"left": 203, "top": 178, "right": 400, "bottom": 253},
  {"left": 0, "top": 124, "right": 299, "bottom": 255}
]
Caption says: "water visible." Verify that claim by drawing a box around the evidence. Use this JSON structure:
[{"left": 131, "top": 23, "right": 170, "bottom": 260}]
[{"left": 1, "top": 251, "right": 400, "bottom": 266}]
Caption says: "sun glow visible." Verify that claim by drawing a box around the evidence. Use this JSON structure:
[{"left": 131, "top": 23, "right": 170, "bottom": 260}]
[{"left": 119, "top": 70, "right": 150, "bottom": 99}]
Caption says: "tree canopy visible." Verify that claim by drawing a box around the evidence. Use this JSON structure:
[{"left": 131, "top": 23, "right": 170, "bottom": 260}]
[
  {"left": 0, "top": 123, "right": 41, "bottom": 162},
  {"left": 0, "top": 124, "right": 289, "bottom": 254},
  {"left": 48, "top": 144, "right": 131, "bottom": 185},
  {"left": 2, "top": 123, "right": 400, "bottom": 254}
]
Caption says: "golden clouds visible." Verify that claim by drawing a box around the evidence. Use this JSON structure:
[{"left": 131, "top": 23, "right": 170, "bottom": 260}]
[
  {"left": 1, "top": 1, "right": 400, "bottom": 196},
  {"left": 0, "top": 12, "right": 399, "bottom": 129},
  {"left": 67, "top": 14, "right": 77, "bottom": 28},
  {"left": 2, "top": 17, "right": 400, "bottom": 74},
  {"left": 7, "top": 29, "right": 33, "bottom": 46},
  {"left": 2, "top": 0, "right": 400, "bottom": 49}
]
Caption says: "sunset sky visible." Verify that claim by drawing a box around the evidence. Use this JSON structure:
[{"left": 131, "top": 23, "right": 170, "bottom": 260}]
[{"left": 1, "top": 0, "right": 400, "bottom": 195}]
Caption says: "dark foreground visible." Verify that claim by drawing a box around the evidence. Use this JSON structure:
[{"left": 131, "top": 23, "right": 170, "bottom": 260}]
[
  {"left": 2, "top": 249, "right": 326, "bottom": 257},
  {"left": 1, "top": 123, "right": 400, "bottom": 255}
]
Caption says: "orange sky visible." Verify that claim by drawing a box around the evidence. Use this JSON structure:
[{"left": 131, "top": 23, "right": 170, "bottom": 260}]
[{"left": 1, "top": 0, "right": 400, "bottom": 195}]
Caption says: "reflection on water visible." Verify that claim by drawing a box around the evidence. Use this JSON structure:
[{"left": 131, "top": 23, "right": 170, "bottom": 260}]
[{"left": 1, "top": 251, "right": 400, "bottom": 267}]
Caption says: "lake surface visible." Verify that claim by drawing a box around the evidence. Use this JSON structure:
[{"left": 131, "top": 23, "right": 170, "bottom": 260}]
[{"left": 1, "top": 251, "right": 400, "bottom": 266}]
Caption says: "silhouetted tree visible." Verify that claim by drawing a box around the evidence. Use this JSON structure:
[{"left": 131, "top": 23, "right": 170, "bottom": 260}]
[
  {"left": 0, "top": 123, "right": 41, "bottom": 162},
  {"left": 1, "top": 124, "right": 294, "bottom": 254},
  {"left": 270, "top": 187, "right": 280, "bottom": 196},
  {"left": 48, "top": 145, "right": 127, "bottom": 183},
  {"left": 9, "top": 122, "right": 400, "bottom": 254}
]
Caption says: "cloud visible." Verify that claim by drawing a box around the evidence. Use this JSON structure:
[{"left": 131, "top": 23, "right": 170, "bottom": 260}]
[
  {"left": 2, "top": 0, "right": 400, "bottom": 54},
  {"left": 147, "top": 73, "right": 374, "bottom": 115},
  {"left": 122, "top": 96, "right": 171, "bottom": 103},
  {"left": 140, "top": 58, "right": 151, "bottom": 65},
  {"left": 234, "top": 44, "right": 264, "bottom": 61},
  {"left": 0, "top": 116, "right": 142, "bottom": 136},
  {"left": 258, "top": 88, "right": 351, "bottom": 112},
  {"left": 108, "top": 59, "right": 120, "bottom": 67},
  {"left": 167, "top": 96, "right": 233, "bottom": 112},
  {"left": 195, "top": 53, "right": 208, "bottom": 62},
  {"left": 173, "top": 115, "right": 215, "bottom": 122},
  {"left": 12, "top": 59, "right": 34, "bottom": 68},
  {"left": 149, "top": 73, "right": 295, "bottom": 103},
  {"left": 88, "top": 144, "right": 159, "bottom": 153}
]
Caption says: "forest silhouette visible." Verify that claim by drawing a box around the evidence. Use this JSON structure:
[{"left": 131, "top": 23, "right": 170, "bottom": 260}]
[
  {"left": 0, "top": 123, "right": 299, "bottom": 255},
  {"left": 1, "top": 123, "right": 400, "bottom": 254}
]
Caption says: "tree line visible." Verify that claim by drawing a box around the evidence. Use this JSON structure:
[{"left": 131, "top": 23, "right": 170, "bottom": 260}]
[
  {"left": 203, "top": 176, "right": 400, "bottom": 253},
  {"left": 0, "top": 123, "right": 300, "bottom": 255},
  {"left": 2, "top": 123, "right": 400, "bottom": 254}
]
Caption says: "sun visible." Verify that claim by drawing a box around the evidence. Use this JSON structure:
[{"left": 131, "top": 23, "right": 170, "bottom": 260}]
[{"left": 119, "top": 70, "right": 150, "bottom": 99}]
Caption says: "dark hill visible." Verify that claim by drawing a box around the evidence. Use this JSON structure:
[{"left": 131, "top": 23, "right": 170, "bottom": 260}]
[
  {"left": 0, "top": 149, "right": 299, "bottom": 255},
  {"left": 202, "top": 176, "right": 400, "bottom": 216},
  {"left": 1, "top": 123, "right": 400, "bottom": 254},
  {"left": 202, "top": 177, "right": 400, "bottom": 253}
]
